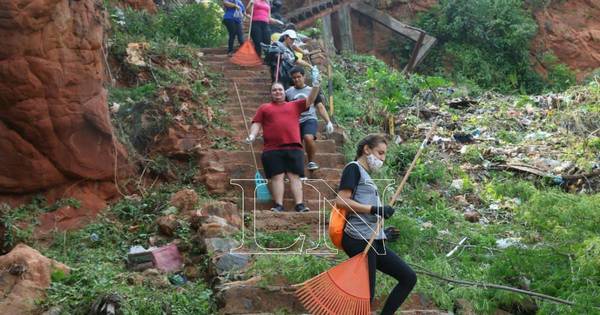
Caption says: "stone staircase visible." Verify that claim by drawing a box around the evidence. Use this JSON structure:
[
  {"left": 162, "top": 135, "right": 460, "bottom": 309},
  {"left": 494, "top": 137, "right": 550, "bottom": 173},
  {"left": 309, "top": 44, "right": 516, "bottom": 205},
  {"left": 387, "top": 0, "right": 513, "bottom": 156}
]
[
  {"left": 198, "top": 47, "right": 448, "bottom": 315},
  {"left": 199, "top": 47, "right": 347, "bottom": 314}
]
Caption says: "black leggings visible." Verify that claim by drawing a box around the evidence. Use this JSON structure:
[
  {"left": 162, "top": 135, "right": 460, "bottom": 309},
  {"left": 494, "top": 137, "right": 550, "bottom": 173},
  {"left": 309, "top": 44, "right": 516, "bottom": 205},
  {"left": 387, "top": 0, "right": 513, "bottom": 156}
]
[
  {"left": 342, "top": 232, "right": 417, "bottom": 315},
  {"left": 222, "top": 19, "right": 245, "bottom": 53},
  {"left": 250, "top": 21, "right": 270, "bottom": 56}
]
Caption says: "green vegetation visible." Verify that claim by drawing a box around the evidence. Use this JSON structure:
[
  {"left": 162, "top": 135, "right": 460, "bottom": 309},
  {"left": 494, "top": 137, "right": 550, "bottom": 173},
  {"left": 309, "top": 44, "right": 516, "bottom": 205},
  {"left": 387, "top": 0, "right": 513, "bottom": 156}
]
[
  {"left": 416, "top": 0, "right": 575, "bottom": 93},
  {"left": 109, "top": 2, "right": 226, "bottom": 58},
  {"left": 37, "top": 184, "right": 215, "bottom": 314},
  {"left": 324, "top": 54, "right": 600, "bottom": 313}
]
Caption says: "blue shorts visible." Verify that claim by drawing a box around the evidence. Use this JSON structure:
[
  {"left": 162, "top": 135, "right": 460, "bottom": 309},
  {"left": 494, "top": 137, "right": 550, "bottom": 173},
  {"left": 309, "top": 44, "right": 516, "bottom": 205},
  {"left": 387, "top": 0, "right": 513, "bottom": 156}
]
[{"left": 300, "top": 119, "right": 318, "bottom": 138}]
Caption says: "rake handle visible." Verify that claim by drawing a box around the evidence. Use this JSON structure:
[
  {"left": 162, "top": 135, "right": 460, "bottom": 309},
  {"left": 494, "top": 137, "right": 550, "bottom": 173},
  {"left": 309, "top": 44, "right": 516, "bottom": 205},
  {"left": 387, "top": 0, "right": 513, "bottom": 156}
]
[
  {"left": 362, "top": 123, "right": 438, "bottom": 256},
  {"left": 389, "top": 122, "right": 438, "bottom": 205},
  {"left": 234, "top": 82, "right": 260, "bottom": 171}
]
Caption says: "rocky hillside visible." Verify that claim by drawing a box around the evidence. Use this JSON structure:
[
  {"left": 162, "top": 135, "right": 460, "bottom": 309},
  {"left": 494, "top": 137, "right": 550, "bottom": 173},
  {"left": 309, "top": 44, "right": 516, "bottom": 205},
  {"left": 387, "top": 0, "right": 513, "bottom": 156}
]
[{"left": 284, "top": 0, "right": 599, "bottom": 81}]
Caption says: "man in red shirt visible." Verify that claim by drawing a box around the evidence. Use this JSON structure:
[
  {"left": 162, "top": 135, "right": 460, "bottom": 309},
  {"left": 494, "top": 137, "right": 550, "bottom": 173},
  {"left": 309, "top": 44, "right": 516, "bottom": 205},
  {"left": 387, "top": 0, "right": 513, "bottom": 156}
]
[{"left": 245, "top": 78, "right": 320, "bottom": 212}]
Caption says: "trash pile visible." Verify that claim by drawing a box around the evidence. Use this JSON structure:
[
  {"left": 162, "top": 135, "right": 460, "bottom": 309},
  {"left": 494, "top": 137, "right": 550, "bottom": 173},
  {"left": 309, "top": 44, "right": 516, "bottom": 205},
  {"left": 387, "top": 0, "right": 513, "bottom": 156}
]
[{"left": 396, "top": 81, "right": 600, "bottom": 195}]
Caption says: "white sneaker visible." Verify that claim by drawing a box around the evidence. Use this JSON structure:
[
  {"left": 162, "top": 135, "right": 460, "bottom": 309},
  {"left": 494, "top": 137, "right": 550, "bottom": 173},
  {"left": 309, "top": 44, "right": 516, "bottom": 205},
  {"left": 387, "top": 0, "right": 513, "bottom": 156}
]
[{"left": 307, "top": 162, "right": 319, "bottom": 170}]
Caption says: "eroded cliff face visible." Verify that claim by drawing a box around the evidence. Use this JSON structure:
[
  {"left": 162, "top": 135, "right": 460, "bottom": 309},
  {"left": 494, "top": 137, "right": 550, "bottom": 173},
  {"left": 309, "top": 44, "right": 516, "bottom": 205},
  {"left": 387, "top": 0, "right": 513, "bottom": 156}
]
[
  {"left": 532, "top": 0, "right": 600, "bottom": 80},
  {"left": 0, "top": 0, "right": 127, "bottom": 196}
]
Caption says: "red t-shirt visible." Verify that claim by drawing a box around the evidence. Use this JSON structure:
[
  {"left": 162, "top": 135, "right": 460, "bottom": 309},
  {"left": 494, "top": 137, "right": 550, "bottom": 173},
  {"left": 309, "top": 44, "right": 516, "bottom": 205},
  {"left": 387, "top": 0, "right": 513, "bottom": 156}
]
[{"left": 252, "top": 99, "right": 307, "bottom": 151}]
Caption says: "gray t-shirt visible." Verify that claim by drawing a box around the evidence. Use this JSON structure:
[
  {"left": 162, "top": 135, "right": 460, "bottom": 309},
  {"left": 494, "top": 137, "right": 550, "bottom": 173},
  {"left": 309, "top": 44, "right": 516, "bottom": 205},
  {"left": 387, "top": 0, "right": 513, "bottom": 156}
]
[
  {"left": 285, "top": 86, "right": 319, "bottom": 123},
  {"left": 341, "top": 161, "right": 386, "bottom": 240}
]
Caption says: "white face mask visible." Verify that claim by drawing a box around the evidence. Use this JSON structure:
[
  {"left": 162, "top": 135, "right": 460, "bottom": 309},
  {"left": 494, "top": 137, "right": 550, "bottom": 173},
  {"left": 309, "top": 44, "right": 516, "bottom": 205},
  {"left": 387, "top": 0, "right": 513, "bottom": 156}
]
[{"left": 366, "top": 154, "right": 384, "bottom": 172}]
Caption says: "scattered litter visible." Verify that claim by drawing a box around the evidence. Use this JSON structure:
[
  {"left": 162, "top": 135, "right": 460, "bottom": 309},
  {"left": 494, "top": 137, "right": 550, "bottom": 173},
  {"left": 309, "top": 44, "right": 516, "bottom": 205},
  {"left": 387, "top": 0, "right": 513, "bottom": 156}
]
[
  {"left": 168, "top": 273, "right": 188, "bottom": 286},
  {"left": 90, "top": 233, "right": 100, "bottom": 242},
  {"left": 451, "top": 179, "right": 464, "bottom": 190},
  {"left": 524, "top": 131, "right": 551, "bottom": 141},
  {"left": 152, "top": 243, "right": 183, "bottom": 273},
  {"left": 447, "top": 98, "right": 478, "bottom": 109},
  {"left": 125, "top": 42, "right": 149, "bottom": 66},
  {"left": 453, "top": 133, "right": 475, "bottom": 144},
  {"left": 496, "top": 237, "right": 523, "bottom": 249},
  {"left": 127, "top": 245, "right": 155, "bottom": 271}
]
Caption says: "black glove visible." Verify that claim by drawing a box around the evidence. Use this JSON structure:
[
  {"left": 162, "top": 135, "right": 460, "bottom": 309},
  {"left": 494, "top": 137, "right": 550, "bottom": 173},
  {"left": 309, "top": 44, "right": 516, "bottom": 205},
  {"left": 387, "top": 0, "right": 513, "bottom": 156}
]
[
  {"left": 384, "top": 227, "right": 400, "bottom": 242},
  {"left": 370, "top": 205, "right": 395, "bottom": 219}
]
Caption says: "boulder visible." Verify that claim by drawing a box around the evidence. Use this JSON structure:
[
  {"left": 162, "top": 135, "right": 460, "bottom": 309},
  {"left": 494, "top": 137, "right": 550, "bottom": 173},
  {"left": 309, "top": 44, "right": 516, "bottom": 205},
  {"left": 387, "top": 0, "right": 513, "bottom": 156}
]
[
  {"left": 0, "top": 244, "right": 70, "bottom": 314},
  {"left": 199, "top": 216, "right": 239, "bottom": 238},
  {"left": 464, "top": 210, "right": 481, "bottom": 223},
  {"left": 199, "top": 201, "right": 242, "bottom": 228},
  {"left": 0, "top": 0, "right": 130, "bottom": 194},
  {"left": 170, "top": 189, "right": 198, "bottom": 212},
  {"left": 156, "top": 214, "right": 179, "bottom": 237}
]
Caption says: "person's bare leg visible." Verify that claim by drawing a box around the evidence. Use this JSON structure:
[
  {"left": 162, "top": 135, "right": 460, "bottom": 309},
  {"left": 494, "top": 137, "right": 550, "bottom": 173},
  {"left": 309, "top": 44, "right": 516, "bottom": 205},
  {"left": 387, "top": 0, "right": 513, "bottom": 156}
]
[
  {"left": 270, "top": 173, "right": 285, "bottom": 206},
  {"left": 304, "top": 134, "right": 317, "bottom": 163},
  {"left": 287, "top": 172, "right": 303, "bottom": 205}
]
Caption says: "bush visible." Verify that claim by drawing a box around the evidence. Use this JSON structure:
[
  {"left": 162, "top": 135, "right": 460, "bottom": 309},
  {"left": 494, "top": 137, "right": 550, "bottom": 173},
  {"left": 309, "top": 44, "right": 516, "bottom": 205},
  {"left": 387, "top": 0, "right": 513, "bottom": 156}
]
[
  {"left": 110, "top": 2, "right": 226, "bottom": 55},
  {"left": 159, "top": 2, "right": 227, "bottom": 47},
  {"left": 541, "top": 53, "right": 577, "bottom": 92},
  {"left": 416, "top": 0, "right": 541, "bottom": 93}
]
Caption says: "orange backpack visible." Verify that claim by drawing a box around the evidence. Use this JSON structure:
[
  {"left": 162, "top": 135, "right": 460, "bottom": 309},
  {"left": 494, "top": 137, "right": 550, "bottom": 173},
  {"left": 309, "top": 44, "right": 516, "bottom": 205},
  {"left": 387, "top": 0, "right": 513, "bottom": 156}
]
[{"left": 328, "top": 206, "right": 347, "bottom": 249}]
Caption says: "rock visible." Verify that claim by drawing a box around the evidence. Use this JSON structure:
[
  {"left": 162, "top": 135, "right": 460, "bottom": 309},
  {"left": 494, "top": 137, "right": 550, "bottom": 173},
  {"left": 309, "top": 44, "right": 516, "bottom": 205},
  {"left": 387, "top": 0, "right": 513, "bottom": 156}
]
[
  {"left": 0, "top": 244, "right": 70, "bottom": 314},
  {"left": 141, "top": 268, "right": 170, "bottom": 288},
  {"left": 204, "top": 238, "right": 240, "bottom": 254},
  {"left": 464, "top": 210, "right": 481, "bottom": 223},
  {"left": 453, "top": 195, "right": 470, "bottom": 207},
  {"left": 200, "top": 201, "right": 242, "bottom": 227},
  {"left": 183, "top": 264, "right": 201, "bottom": 280},
  {"left": 34, "top": 181, "right": 119, "bottom": 238},
  {"left": 199, "top": 216, "right": 239, "bottom": 238},
  {"left": 532, "top": 0, "right": 600, "bottom": 81},
  {"left": 156, "top": 214, "right": 179, "bottom": 237},
  {"left": 215, "top": 253, "right": 250, "bottom": 274},
  {"left": 170, "top": 189, "right": 198, "bottom": 212},
  {"left": 41, "top": 306, "right": 63, "bottom": 315},
  {"left": 454, "top": 298, "right": 476, "bottom": 315},
  {"left": 196, "top": 172, "right": 229, "bottom": 194},
  {"left": 0, "top": 0, "right": 130, "bottom": 194},
  {"left": 216, "top": 282, "right": 305, "bottom": 314}
]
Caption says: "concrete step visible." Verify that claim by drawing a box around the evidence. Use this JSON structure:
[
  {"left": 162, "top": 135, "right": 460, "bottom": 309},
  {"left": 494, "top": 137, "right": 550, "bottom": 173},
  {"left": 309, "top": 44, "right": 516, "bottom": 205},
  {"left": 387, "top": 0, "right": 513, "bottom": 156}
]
[
  {"left": 237, "top": 180, "right": 339, "bottom": 200},
  {"left": 221, "top": 163, "right": 343, "bottom": 181},
  {"left": 243, "top": 198, "right": 329, "bottom": 212},
  {"left": 221, "top": 151, "right": 345, "bottom": 169},
  {"left": 200, "top": 47, "right": 229, "bottom": 54},
  {"left": 243, "top": 139, "right": 338, "bottom": 154},
  {"left": 200, "top": 150, "right": 346, "bottom": 171},
  {"left": 216, "top": 283, "right": 305, "bottom": 314},
  {"left": 250, "top": 210, "right": 328, "bottom": 236}
]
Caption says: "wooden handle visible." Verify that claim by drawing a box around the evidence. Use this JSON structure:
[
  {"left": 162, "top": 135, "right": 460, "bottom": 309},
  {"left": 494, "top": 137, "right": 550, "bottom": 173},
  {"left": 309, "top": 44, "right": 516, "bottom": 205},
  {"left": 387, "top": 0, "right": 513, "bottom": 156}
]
[
  {"left": 361, "top": 123, "right": 437, "bottom": 256},
  {"left": 234, "top": 82, "right": 259, "bottom": 170},
  {"left": 389, "top": 122, "right": 437, "bottom": 205}
]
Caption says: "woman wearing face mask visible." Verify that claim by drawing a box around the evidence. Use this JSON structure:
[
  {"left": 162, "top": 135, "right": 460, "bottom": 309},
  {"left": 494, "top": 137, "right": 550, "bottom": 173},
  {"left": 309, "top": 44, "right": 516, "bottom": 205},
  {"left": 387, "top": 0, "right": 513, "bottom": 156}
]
[{"left": 334, "top": 134, "right": 417, "bottom": 315}]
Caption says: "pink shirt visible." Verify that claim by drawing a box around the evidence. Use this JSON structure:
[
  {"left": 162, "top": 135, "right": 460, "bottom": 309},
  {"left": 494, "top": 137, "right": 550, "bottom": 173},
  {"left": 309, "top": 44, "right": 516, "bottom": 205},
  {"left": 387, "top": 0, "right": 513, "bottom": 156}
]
[{"left": 252, "top": 0, "right": 270, "bottom": 22}]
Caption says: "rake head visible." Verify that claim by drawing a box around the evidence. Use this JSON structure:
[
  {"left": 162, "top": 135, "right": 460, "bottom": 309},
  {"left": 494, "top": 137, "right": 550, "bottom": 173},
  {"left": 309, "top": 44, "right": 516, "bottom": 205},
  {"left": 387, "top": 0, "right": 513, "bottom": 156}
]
[
  {"left": 231, "top": 41, "right": 263, "bottom": 67},
  {"left": 296, "top": 254, "right": 371, "bottom": 315}
]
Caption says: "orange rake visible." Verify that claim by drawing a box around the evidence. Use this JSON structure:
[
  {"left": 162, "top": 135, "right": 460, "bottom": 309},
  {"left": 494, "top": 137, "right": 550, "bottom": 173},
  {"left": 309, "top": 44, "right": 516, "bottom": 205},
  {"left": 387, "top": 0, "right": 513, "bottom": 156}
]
[
  {"left": 297, "top": 123, "right": 438, "bottom": 314},
  {"left": 296, "top": 235, "right": 374, "bottom": 315},
  {"left": 230, "top": 40, "right": 263, "bottom": 66},
  {"left": 230, "top": 3, "right": 263, "bottom": 67}
]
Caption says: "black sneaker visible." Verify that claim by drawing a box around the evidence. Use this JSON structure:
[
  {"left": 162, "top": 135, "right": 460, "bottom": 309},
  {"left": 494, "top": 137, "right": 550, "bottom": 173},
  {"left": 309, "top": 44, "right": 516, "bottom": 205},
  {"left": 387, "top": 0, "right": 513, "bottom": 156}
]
[
  {"left": 271, "top": 204, "right": 284, "bottom": 212},
  {"left": 294, "top": 203, "right": 310, "bottom": 212}
]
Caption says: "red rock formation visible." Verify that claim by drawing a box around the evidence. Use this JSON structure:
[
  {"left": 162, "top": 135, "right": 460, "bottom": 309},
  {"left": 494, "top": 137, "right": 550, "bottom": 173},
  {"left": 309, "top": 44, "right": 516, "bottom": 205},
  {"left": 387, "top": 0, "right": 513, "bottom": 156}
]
[
  {"left": 532, "top": 0, "right": 600, "bottom": 80},
  {"left": 0, "top": 0, "right": 129, "bottom": 196}
]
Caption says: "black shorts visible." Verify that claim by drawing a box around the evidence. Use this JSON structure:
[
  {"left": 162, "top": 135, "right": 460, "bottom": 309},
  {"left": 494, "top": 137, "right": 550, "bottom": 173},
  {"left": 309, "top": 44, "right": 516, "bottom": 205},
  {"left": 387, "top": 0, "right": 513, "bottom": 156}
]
[
  {"left": 300, "top": 119, "right": 318, "bottom": 138},
  {"left": 261, "top": 149, "right": 305, "bottom": 178}
]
